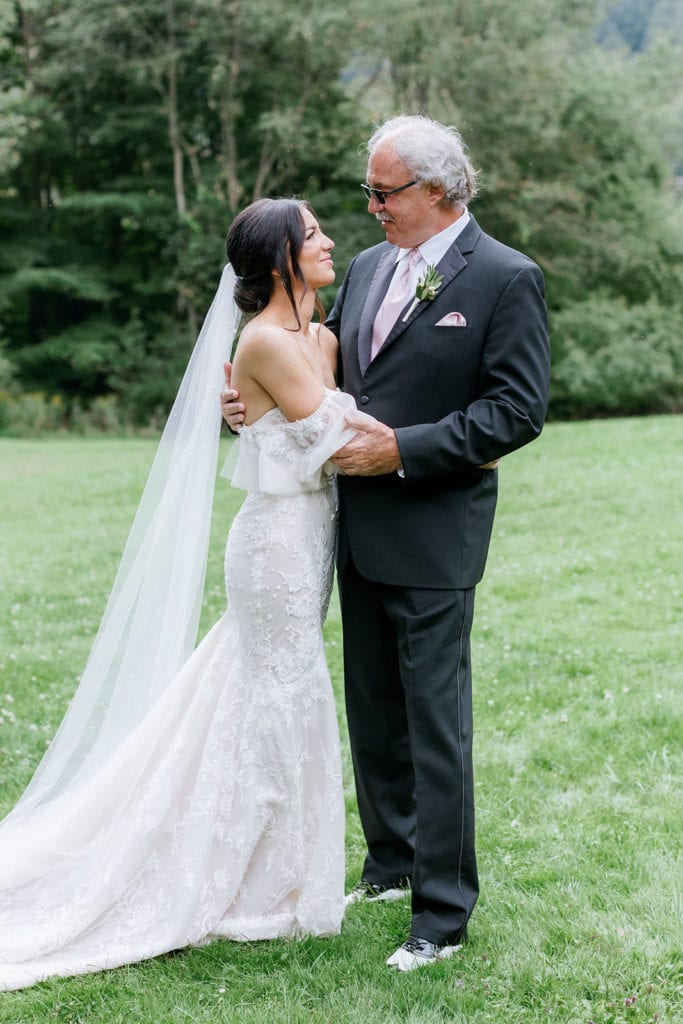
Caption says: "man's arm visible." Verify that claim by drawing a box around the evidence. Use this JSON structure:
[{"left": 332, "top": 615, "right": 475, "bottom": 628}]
[
  {"left": 395, "top": 263, "right": 549, "bottom": 480},
  {"left": 331, "top": 414, "right": 499, "bottom": 476},
  {"left": 220, "top": 362, "right": 245, "bottom": 432},
  {"left": 331, "top": 263, "right": 546, "bottom": 478},
  {"left": 332, "top": 415, "right": 403, "bottom": 476}
]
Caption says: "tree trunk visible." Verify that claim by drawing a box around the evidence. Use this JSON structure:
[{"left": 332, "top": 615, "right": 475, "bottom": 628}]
[
  {"left": 217, "top": 0, "right": 243, "bottom": 209},
  {"left": 166, "top": 0, "right": 186, "bottom": 215}
]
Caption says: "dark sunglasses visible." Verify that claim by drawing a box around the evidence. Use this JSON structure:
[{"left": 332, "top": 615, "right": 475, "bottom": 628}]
[{"left": 360, "top": 180, "right": 418, "bottom": 204}]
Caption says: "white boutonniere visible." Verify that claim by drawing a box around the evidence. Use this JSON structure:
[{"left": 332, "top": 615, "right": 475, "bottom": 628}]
[{"left": 403, "top": 264, "right": 444, "bottom": 321}]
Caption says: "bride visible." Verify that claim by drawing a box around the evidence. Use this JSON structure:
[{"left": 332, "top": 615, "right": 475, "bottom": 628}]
[{"left": 0, "top": 198, "right": 366, "bottom": 991}]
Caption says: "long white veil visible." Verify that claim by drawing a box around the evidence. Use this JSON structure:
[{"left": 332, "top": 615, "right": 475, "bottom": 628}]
[{"left": 5, "top": 265, "right": 241, "bottom": 824}]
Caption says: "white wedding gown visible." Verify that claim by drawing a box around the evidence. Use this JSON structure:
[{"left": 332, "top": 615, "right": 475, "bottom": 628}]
[{"left": 0, "top": 387, "right": 356, "bottom": 991}]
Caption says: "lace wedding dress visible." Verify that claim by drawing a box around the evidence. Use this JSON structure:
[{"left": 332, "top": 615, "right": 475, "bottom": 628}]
[{"left": 0, "top": 387, "right": 356, "bottom": 992}]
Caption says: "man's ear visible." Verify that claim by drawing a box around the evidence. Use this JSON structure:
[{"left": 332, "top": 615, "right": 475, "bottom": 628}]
[{"left": 428, "top": 184, "right": 446, "bottom": 206}]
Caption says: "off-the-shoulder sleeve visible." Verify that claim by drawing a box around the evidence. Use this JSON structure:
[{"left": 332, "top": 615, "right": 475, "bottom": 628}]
[
  {"left": 222, "top": 390, "right": 361, "bottom": 494},
  {"left": 296, "top": 391, "right": 359, "bottom": 485}
]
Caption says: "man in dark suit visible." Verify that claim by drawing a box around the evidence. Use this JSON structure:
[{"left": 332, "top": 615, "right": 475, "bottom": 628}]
[{"left": 222, "top": 114, "right": 550, "bottom": 971}]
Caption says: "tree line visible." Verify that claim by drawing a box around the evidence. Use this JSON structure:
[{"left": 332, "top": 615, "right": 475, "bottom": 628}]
[{"left": 1, "top": 0, "right": 681, "bottom": 430}]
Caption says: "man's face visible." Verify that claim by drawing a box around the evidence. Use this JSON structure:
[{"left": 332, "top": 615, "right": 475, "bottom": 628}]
[{"left": 365, "top": 143, "right": 443, "bottom": 248}]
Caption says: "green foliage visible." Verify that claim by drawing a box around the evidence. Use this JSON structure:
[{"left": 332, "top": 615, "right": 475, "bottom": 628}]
[
  {"left": 0, "top": 338, "right": 14, "bottom": 389},
  {"left": 0, "top": 390, "right": 135, "bottom": 435},
  {"left": 0, "top": 0, "right": 366, "bottom": 419},
  {"left": 69, "top": 394, "right": 130, "bottom": 433},
  {"left": 0, "top": 0, "right": 682, "bottom": 422},
  {"left": 550, "top": 296, "right": 683, "bottom": 417},
  {"left": 0, "top": 85, "right": 32, "bottom": 175},
  {"left": 0, "top": 266, "right": 115, "bottom": 305},
  {"left": 351, "top": 0, "right": 683, "bottom": 416},
  {"left": 0, "top": 391, "right": 66, "bottom": 434}
]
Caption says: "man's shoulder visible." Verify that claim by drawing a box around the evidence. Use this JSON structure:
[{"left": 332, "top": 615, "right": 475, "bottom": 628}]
[{"left": 466, "top": 217, "right": 541, "bottom": 274}]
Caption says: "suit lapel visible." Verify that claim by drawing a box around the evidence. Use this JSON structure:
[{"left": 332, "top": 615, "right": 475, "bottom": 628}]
[
  {"left": 354, "top": 216, "right": 483, "bottom": 370},
  {"left": 380, "top": 244, "right": 468, "bottom": 354},
  {"left": 357, "top": 248, "right": 397, "bottom": 375},
  {"left": 451, "top": 213, "right": 480, "bottom": 256}
]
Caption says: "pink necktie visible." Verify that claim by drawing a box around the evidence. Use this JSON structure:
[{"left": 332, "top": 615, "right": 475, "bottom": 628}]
[{"left": 371, "top": 248, "right": 421, "bottom": 360}]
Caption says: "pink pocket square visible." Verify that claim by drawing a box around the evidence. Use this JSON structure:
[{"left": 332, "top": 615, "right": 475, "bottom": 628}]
[{"left": 435, "top": 312, "right": 467, "bottom": 327}]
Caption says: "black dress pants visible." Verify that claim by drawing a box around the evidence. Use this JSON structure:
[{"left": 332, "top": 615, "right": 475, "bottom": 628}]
[{"left": 339, "top": 557, "right": 478, "bottom": 944}]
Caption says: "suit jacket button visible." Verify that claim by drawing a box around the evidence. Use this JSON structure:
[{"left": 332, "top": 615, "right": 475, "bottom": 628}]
[{"left": 360, "top": 395, "right": 369, "bottom": 405}]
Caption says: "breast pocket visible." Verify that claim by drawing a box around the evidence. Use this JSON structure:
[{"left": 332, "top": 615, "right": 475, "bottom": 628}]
[
  {"left": 424, "top": 324, "right": 477, "bottom": 358},
  {"left": 420, "top": 325, "right": 482, "bottom": 396}
]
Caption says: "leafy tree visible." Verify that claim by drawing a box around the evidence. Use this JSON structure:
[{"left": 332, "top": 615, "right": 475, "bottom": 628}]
[
  {"left": 0, "top": 0, "right": 364, "bottom": 418},
  {"left": 1, "top": 0, "right": 681, "bottom": 422},
  {"left": 348, "top": 0, "right": 683, "bottom": 415}
]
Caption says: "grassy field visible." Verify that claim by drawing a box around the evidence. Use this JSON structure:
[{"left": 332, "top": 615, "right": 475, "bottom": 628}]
[{"left": 0, "top": 416, "right": 681, "bottom": 1023}]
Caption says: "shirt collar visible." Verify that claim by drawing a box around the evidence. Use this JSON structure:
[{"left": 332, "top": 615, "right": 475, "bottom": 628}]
[{"left": 394, "top": 208, "right": 470, "bottom": 266}]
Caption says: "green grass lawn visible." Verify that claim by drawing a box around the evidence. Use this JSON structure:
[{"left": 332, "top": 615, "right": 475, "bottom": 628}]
[{"left": 0, "top": 416, "right": 681, "bottom": 1023}]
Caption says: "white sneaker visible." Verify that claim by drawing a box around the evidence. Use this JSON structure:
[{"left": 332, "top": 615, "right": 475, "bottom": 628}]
[
  {"left": 386, "top": 934, "right": 463, "bottom": 971},
  {"left": 345, "top": 880, "right": 410, "bottom": 906}
]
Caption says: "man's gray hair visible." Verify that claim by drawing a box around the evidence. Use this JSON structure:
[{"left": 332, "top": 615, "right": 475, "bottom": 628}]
[{"left": 367, "top": 114, "right": 478, "bottom": 207}]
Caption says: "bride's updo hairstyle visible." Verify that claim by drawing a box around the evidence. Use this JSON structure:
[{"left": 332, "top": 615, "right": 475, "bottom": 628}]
[{"left": 227, "top": 197, "right": 317, "bottom": 329}]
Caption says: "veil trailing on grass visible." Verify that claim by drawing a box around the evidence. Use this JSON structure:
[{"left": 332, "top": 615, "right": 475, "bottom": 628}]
[{"left": 5, "top": 265, "right": 241, "bottom": 824}]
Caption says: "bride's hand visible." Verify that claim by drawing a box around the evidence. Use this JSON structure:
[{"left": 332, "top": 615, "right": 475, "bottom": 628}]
[{"left": 221, "top": 362, "right": 245, "bottom": 432}]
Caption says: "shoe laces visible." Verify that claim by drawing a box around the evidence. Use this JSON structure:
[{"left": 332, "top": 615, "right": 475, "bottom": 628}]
[{"left": 402, "top": 935, "right": 431, "bottom": 956}]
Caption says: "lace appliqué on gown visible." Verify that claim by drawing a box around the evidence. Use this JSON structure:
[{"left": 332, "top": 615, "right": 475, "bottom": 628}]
[{"left": 0, "top": 388, "right": 356, "bottom": 991}]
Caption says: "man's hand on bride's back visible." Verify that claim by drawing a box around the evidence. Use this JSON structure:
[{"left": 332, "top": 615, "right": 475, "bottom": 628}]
[{"left": 221, "top": 361, "right": 245, "bottom": 432}]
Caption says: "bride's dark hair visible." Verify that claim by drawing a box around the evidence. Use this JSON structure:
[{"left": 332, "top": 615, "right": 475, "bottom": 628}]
[{"left": 227, "top": 197, "right": 321, "bottom": 329}]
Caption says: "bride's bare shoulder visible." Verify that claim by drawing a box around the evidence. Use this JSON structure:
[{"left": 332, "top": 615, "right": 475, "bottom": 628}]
[
  {"left": 236, "top": 320, "right": 299, "bottom": 362},
  {"left": 234, "top": 321, "right": 313, "bottom": 399},
  {"left": 239, "top": 319, "right": 287, "bottom": 347}
]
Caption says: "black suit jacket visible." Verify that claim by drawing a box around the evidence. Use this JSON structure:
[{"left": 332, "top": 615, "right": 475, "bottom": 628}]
[{"left": 326, "top": 215, "right": 551, "bottom": 589}]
